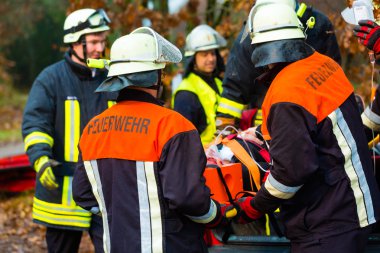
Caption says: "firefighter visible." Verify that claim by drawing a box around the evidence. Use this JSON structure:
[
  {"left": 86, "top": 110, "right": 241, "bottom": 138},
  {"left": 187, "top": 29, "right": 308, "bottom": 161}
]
[
  {"left": 72, "top": 27, "right": 232, "bottom": 253},
  {"left": 234, "top": 3, "right": 380, "bottom": 253},
  {"left": 216, "top": 0, "right": 342, "bottom": 131},
  {"left": 172, "top": 24, "right": 226, "bottom": 145},
  {"left": 22, "top": 8, "right": 117, "bottom": 253},
  {"left": 353, "top": 19, "right": 380, "bottom": 194},
  {"left": 354, "top": 20, "right": 380, "bottom": 134}
]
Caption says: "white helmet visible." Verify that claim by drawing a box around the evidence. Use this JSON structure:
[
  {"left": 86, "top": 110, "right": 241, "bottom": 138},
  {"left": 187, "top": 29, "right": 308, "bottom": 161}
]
[
  {"left": 184, "top": 24, "right": 227, "bottom": 57},
  {"left": 107, "top": 27, "right": 182, "bottom": 77},
  {"left": 247, "top": 3, "right": 304, "bottom": 44},
  {"left": 240, "top": 0, "right": 298, "bottom": 43},
  {"left": 63, "top": 8, "right": 110, "bottom": 44},
  {"left": 254, "top": 0, "right": 296, "bottom": 9}
]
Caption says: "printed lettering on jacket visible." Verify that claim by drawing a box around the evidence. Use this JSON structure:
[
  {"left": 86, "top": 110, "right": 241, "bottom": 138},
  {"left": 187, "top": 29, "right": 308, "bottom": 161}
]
[{"left": 86, "top": 115, "right": 150, "bottom": 135}]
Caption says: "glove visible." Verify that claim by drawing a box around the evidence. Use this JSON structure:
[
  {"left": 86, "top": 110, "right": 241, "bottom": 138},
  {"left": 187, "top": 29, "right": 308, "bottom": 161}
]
[
  {"left": 34, "top": 156, "right": 60, "bottom": 190},
  {"left": 206, "top": 200, "right": 236, "bottom": 229},
  {"left": 233, "top": 197, "right": 263, "bottom": 224},
  {"left": 239, "top": 126, "right": 264, "bottom": 145},
  {"left": 353, "top": 20, "right": 380, "bottom": 53},
  {"left": 215, "top": 116, "right": 239, "bottom": 136}
]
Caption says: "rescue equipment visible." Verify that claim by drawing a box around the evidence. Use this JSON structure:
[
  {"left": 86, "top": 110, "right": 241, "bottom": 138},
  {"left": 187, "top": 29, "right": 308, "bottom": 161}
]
[
  {"left": 204, "top": 163, "right": 243, "bottom": 204},
  {"left": 204, "top": 135, "right": 276, "bottom": 242},
  {"left": 87, "top": 58, "right": 110, "bottom": 69}
]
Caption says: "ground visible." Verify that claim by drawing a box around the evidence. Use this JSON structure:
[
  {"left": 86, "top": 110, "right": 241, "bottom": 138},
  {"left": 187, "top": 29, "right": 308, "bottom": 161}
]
[{"left": 0, "top": 191, "right": 95, "bottom": 253}]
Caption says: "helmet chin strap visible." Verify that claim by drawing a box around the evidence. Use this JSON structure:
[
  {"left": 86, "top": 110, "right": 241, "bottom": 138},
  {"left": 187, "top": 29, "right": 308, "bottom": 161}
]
[
  {"left": 156, "top": 70, "right": 163, "bottom": 98},
  {"left": 71, "top": 37, "right": 106, "bottom": 67},
  {"left": 70, "top": 46, "right": 87, "bottom": 64},
  {"left": 70, "top": 37, "right": 88, "bottom": 64}
]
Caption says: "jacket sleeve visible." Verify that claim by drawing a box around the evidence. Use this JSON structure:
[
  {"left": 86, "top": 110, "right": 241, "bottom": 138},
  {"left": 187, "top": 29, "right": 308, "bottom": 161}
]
[
  {"left": 217, "top": 24, "right": 263, "bottom": 119},
  {"left": 22, "top": 70, "right": 56, "bottom": 166},
  {"left": 158, "top": 128, "right": 212, "bottom": 218},
  {"left": 362, "top": 86, "right": 380, "bottom": 134},
  {"left": 72, "top": 154, "right": 98, "bottom": 211},
  {"left": 305, "top": 9, "right": 342, "bottom": 65},
  {"left": 173, "top": 91, "right": 207, "bottom": 133},
  {"left": 254, "top": 102, "right": 319, "bottom": 213}
]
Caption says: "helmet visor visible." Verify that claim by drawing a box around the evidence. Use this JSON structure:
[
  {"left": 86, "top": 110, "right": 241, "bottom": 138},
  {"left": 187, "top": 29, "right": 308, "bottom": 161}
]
[{"left": 131, "top": 27, "right": 182, "bottom": 64}]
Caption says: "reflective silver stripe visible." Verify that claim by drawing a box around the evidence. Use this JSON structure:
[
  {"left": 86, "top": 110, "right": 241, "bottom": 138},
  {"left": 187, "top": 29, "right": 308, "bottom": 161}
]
[
  {"left": 264, "top": 173, "right": 302, "bottom": 199},
  {"left": 144, "top": 162, "right": 163, "bottom": 253},
  {"left": 33, "top": 198, "right": 91, "bottom": 214},
  {"left": 330, "top": 109, "right": 375, "bottom": 227},
  {"left": 185, "top": 200, "right": 217, "bottom": 224},
  {"left": 67, "top": 177, "right": 72, "bottom": 206},
  {"left": 362, "top": 107, "right": 380, "bottom": 131},
  {"left": 84, "top": 160, "right": 111, "bottom": 253},
  {"left": 62, "top": 176, "right": 74, "bottom": 207},
  {"left": 24, "top": 131, "right": 54, "bottom": 151},
  {"left": 136, "top": 161, "right": 152, "bottom": 253},
  {"left": 65, "top": 99, "right": 80, "bottom": 162},
  {"left": 218, "top": 102, "right": 243, "bottom": 114}
]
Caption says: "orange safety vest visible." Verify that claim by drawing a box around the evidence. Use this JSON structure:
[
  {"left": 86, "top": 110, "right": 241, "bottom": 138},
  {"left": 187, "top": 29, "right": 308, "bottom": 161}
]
[
  {"left": 261, "top": 52, "right": 354, "bottom": 140},
  {"left": 80, "top": 101, "right": 195, "bottom": 161}
]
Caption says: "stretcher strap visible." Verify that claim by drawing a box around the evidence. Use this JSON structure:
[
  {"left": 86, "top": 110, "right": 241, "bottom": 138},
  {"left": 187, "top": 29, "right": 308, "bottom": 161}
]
[
  {"left": 222, "top": 138, "right": 261, "bottom": 191},
  {"left": 214, "top": 164, "right": 235, "bottom": 243}
]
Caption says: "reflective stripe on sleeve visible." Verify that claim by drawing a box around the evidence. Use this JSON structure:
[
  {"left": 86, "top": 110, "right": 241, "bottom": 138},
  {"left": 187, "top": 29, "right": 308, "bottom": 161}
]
[
  {"left": 24, "top": 131, "right": 54, "bottom": 151},
  {"left": 64, "top": 99, "right": 80, "bottom": 162},
  {"left": 185, "top": 199, "right": 217, "bottom": 224},
  {"left": 264, "top": 173, "right": 302, "bottom": 199},
  {"left": 217, "top": 97, "right": 245, "bottom": 119},
  {"left": 32, "top": 197, "right": 91, "bottom": 228},
  {"left": 362, "top": 107, "right": 380, "bottom": 131}
]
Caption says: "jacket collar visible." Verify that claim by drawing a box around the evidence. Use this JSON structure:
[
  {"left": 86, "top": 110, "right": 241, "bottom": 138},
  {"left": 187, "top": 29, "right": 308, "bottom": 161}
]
[
  {"left": 254, "top": 63, "right": 289, "bottom": 88},
  {"left": 117, "top": 88, "right": 163, "bottom": 106}
]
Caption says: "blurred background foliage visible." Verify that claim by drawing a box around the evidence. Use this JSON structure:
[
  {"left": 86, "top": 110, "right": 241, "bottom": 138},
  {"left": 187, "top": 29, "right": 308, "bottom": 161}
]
[{"left": 0, "top": 0, "right": 377, "bottom": 141}]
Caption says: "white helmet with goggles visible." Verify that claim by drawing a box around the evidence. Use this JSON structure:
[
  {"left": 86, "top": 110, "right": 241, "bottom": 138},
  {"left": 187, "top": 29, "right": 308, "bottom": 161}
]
[
  {"left": 184, "top": 24, "right": 227, "bottom": 57},
  {"left": 63, "top": 8, "right": 110, "bottom": 44}
]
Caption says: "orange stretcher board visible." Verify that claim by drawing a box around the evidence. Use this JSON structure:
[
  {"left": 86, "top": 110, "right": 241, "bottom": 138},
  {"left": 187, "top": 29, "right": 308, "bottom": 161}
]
[{"left": 204, "top": 163, "right": 243, "bottom": 204}]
